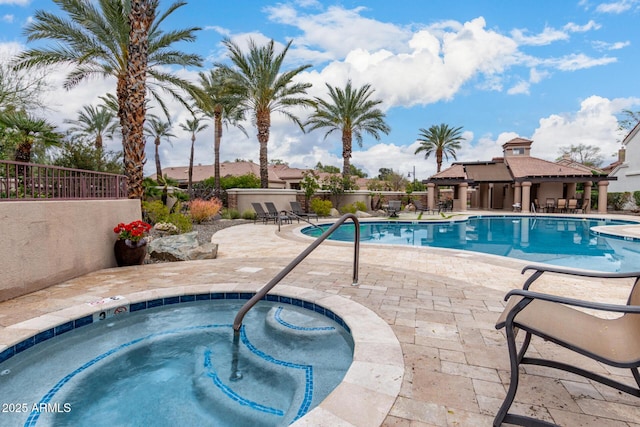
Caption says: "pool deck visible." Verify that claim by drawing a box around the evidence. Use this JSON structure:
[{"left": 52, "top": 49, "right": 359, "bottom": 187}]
[{"left": 2, "top": 211, "right": 640, "bottom": 426}]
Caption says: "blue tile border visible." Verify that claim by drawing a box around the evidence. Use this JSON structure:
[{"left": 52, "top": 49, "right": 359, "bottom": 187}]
[{"left": 0, "top": 292, "right": 350, "bottom": 365}]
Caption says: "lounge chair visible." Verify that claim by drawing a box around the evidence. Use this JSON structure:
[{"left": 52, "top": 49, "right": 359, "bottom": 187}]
[
  {"left": 387, "top": 200, "right": 401, "bottom": 217},
  {"left": 251, "top": 202, "right": 276, "bottom": 224},
  {"left": 494, "top": 265, "right": 640, "bottom": 426},
  {"left": 413, "top": 199, "right": 431, "bottom": 215},
  {"left": 290, "top": 201, "right": 318, "bottom": 222},
  {"left": 264, "top": 202, "right": 292, "bottom": 224}
]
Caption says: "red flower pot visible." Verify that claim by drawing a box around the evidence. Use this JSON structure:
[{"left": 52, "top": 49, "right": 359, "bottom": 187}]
[{"left": 114, "top": 239, "right": 148, "bottom": 266}]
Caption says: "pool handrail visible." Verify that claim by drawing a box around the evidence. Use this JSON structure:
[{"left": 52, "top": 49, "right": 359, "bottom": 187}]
[{"left": 233, "top": 213, "right": 360, "bottom": 332}]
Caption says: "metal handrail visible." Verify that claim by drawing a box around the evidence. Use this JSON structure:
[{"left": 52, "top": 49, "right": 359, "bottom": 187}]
[{"left": 233, "top": 213, "right": 360, "bottom": 332}]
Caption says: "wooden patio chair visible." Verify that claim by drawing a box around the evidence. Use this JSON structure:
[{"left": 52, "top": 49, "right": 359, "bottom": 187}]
[
  {"left": 556, "top": 198, "right": 567, "bottom": 213},
  {"left": 494, "top": 265, "right": 640, "bottom": 426}
]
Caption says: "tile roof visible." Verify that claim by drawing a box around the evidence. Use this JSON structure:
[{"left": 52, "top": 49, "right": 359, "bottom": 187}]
[{"left": 505, "top": 156, "right": 593, "bottom": 178}]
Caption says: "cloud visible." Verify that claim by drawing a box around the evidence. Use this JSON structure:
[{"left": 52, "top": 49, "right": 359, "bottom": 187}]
[
  {"left": 563, "top": 20, "right": 601, "bottom": 32},
  {"left": 0, "top": 0, "right": 30, "bottom": 5},
  {"left": 592, "top": 40, "right": 631, "bottom": 50},
  {"left": 539, "top": 53, "right": 617, "bottom": 71},
  {"left": 531, "top": 95, "right": 640, "bottom": 162},
  {"left": 511, "top": 26, "right": 569, "bottom": 46},
  {"left": 596, "top": 0, "right": 639, "bottom": 13},
  {"left": 2, "top": 14, "right": 14, "bottom": 23}
]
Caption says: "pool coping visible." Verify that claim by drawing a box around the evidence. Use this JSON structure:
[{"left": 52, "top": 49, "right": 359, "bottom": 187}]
[{"left": 0, "top": 284, "right": 404, "bottom": 427}]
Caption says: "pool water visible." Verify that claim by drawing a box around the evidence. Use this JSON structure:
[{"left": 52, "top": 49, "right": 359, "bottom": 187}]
[
  {"left": 0, "top": 299, "right": 354, "bottom": 427},
  {"left": 302, "top": 216, "right": 640, "bottom": 272}
]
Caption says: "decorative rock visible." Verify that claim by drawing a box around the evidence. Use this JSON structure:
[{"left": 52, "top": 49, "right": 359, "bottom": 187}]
[
  {"left": 329, "top": 208, "right": 341, "bottom": 217},
  {"left": 355, "top": 210, "right": 372, "bottom": 218},
  {"left": 148, "top": 231, "right": 218, "bottom": 262}
]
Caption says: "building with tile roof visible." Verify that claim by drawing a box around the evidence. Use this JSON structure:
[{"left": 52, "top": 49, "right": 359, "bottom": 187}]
[
  {"left": 424, "top": 138, "right": 614, "bottom": 213},
  {"left": 608, "top": 121, "right": 640, "bottom": 196}
]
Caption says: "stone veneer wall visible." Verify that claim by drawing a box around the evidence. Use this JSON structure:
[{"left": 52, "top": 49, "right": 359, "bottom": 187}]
[{"left": 0, "top": 199, "right": 141, "bottom": 302}]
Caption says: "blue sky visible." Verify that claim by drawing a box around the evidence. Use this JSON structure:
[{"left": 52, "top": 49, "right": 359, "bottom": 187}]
[{"left": 1, "top": 0, "right": 639, "bottom": 180}]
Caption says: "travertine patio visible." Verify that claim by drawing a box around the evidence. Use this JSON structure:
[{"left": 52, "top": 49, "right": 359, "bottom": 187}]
[{"left": 1, "top": 212, "right": 640, "bottom": 426}]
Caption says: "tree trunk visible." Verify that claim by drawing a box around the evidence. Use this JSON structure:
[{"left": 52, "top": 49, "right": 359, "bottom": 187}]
[
  {"left": 436, "top": 148, "right": 443, "bottom": 173},
  {"left": 122, "top": 0, "right": 155, "bottom": 200},
  {"left": 154, "top": 137, "right": 162, "bottom": 183},
  {"left": 188, "top": 134, "right": 195, "bottom": 195},
  {"left": 257, "top": 109, "right": 270, "bottom": 188},
  {"left": 342, "top": 128, "right": 352, "bottom": 179},
  {"left": 214, "top": 106, "right": 222, "bottom": 198}
]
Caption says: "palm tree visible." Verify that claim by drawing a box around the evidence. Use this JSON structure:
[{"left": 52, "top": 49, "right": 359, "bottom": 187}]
[
  {"left": 0, "top": 110, "right": 60, "bottom": 163},
  {"left": 414, "top": 123, "right": 465, "bottom": 173},
  {"left": 216, "top": 38, "right": 312, "bottom": 188},
  {"left": 305, "top": 80, "right": 390, "bottom": 179},
  {"left": 15, "top": 0, "right": 202, "bottom": 198},
  {"left": 194, "top": 68, "right": 246, "bottom": 197},
  {"left": 179, "top": 115, "right": 208, "bottom": 195},
  {"left": 64, "top": 104, "right": 118, "bottom": 151},
  {"left": 144, "top": 116, "right": 175, "bottom": 184}
]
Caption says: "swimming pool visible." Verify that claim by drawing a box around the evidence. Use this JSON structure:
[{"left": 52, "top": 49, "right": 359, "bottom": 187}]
[
  {"left": 0, "top": 294, "right": 354, "bottom": 427},
  {"left": 302, "top": 216, "right": 640, "bottom": 272}
]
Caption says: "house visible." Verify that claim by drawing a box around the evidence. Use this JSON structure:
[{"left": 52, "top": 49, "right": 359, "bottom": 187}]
[
  {"left": 607, "top": 121, "right": 640, "bottom": 195},
  {"left": 423, "top": 138, "right": 614, "bottom": 213},
  {"left": 157, "top": 161, "right": 374, "bottom": 190}
]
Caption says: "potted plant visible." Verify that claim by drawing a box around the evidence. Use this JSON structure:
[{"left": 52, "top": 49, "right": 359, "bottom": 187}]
[{"left": 113, "top": 220, "right": 152, "bottom": 266}]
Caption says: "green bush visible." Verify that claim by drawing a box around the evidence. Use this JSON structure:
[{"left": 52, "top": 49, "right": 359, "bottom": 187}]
[
  {"left": 310, "top": 199, "right": 332, "bottom": 216},
  {"left": 166, "top": 213, "right": 192, "bottom": 233},
  {"left": 339, "top": 203, "right": 357, "bottom": 214},
  {"left": 355, "top": 201, "right": 367, "bottom": 212},
  {"left": 241, "top": 209, "right": 257, "bottom": 220},
  {"left": 221, "top": 208, "right": 241, "bottom": 219},
  {"left": 142, "top": 200, "right": 170, "bottom": 224},
  {"left": 607, "top": 192, "right": 630, "bottom": 211},
  {"left": 634, "top": 191, "right": 640, "bottom": 207}
]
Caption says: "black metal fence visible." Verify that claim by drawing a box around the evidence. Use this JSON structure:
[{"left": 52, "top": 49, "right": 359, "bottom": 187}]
[{"left": 0, "top": 160, "right": 127, "bottom": 200}]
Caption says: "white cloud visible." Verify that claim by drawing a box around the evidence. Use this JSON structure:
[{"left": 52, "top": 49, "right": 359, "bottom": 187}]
[
  {"left": 541, "top": 53, "right": 617, "bottom": 71},
  {"left": 2, "top": 14, "right": 14, "bottom": 23},
  {"left": 531, "top": 95, "right": 640, "bottom": 162},
  {"left": 592, "top": 40, "right": 631, "bottom": 50},
  {"left": 511, "top": 26, "right": 569, "bottom": 46},
  {"left": 0, "top": 0, "right": 30, "bottom": 5},
  {"left": 596, "top": 0, "right": 639, "bottom": 13},
  {"left": 563, "top": 20, "right": 601, "bottom": 32},
  {"left": 507, "top": 80, "right": 530, "bottom": 95}
]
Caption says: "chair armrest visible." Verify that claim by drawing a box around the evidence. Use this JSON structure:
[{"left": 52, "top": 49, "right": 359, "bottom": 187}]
[
  {"left": 505, "top": 289, "right": 640, "bottom": 314},
  {"left": 520, "top": 264, "right": 640, "bottom": 290}
]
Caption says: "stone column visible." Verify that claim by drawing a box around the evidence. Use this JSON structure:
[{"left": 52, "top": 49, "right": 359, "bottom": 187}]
[
  {"left": 583, "top": 182, "right": 592, "bottom": 213},
  {"left": 521, "top": 181, "right": 531, "bottom": 213},
  {"left": 427, "top": 183, "right": 436, "bottom": 212},
  {"left": 597, "top": 181, "right": 609, "bottom": 214},
  {"left": 514, "top": 182, "right": 522, "bottom": 206},
  {"left": 458, "top": 182, "right": 468, "bottom": 212}
]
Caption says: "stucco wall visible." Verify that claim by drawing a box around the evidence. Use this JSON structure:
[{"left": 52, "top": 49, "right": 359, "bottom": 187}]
[{"left": 0, "top": 199, "right": 141, "bottom": 302}]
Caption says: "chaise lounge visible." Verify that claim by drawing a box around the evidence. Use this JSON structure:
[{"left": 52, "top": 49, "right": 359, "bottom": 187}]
[
  {"left": 494, "top": 265, "right": 640, "bottom": 426},
  {"left": 290, "top": 201, "right": 319, "bottom": 222}
]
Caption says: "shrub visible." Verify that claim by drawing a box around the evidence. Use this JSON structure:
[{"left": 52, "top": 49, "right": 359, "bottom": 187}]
[
  {"left": 355, "top": 201, "right": 367, "bottom": 212},
  {"left": 142, "top": 200, "right": 170, "bottom": 224},
  {"left": 634, "top": 191, "right": 640, "bottom": 208},
  {"left": 221, "top": 208, "right": 241, "bottom": 219},
  {"left": 340, "top": 203, "right": 357, "bottom": 214},
  {"left": 241, "top": 209, "right": 257, "bottom": 220},
  {"left": 310, "top": 199, "right": 332, "bottom": 216},
  {"left": 607, "top": 192, "right": 630, "bottom": 211},
  {"left": 189, "top": 198, "right": 223, "bottom": 223},
  {"left": 166, "top": 213, "right": 192, "bottom": 233}
]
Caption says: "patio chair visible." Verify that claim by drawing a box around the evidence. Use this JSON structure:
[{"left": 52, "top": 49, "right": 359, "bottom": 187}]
[
  {"left": 556, "top": 198, "right": 567, "bottom": 213},
  {"left": 387, "top": 200, "right": 401, "bottom": 217},
  {"left": 251, "top": 202, "right": 276, "bottom": 224},
  {"left": 289, "top": 201, "right": 319, "bottom": 222},
  {"left": 413, "top": 199, "right": 432, "bottom": 215},
  {"left": 567, "top": 198, "right": 579, "bottom": 213},
  {"left": 264, "top": 202, "right": 292, "bottom": 224},
  {"left": 544, "top": 198, "right": 555, "bottom": 213},
  {"left": 493, "top": 265, "right": 640, "bottom": 426}
]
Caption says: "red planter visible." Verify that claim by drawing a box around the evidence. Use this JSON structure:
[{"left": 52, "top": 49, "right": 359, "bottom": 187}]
[{"left": 114, "top": 239, "right": 148, "bottom": 266}]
